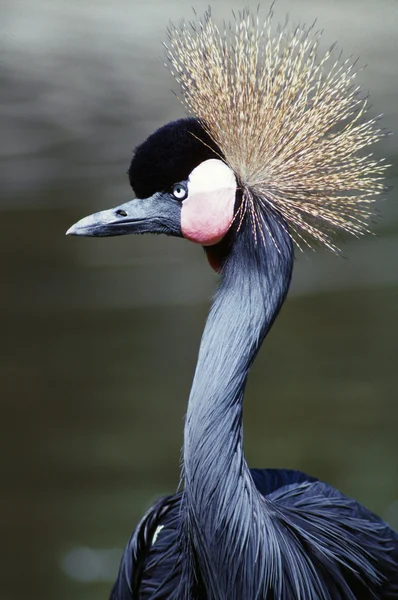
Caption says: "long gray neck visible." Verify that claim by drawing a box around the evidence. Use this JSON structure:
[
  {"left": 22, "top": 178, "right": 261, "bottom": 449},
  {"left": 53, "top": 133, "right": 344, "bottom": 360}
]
[{"left": 182, "top": 213, "right": 294, "bottom": 597}]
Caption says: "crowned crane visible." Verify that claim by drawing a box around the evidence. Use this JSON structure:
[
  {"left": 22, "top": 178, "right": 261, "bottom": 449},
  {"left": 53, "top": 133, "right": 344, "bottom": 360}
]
[{"left": 67, "top": 9, "right": 398, "bottom": 600}]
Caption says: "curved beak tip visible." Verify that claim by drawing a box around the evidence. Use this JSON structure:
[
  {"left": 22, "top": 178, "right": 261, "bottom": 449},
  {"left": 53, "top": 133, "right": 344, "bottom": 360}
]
[
  {"left": 66, "top": 224, "right": 78, "bottom": 236},
  {"left": 65, "top": 214, "right": 97, "bottom": 237}
]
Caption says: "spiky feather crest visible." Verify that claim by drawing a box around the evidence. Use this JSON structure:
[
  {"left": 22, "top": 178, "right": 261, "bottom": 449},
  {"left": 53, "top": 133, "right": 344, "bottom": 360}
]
[{"left": 165, "top": 7, "right": 389, "bottom": 252}]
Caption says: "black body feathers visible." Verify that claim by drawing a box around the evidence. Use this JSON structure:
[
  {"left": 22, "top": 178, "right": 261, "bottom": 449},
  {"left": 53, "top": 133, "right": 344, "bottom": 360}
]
[{"left": 111, "top": 469, "right": 398, "bottom": 599}]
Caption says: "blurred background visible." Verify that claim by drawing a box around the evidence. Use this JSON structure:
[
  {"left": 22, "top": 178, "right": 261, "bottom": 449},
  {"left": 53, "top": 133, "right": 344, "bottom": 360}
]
[{"left": 1, "top": 0, "right": 397, "bottom": 598}]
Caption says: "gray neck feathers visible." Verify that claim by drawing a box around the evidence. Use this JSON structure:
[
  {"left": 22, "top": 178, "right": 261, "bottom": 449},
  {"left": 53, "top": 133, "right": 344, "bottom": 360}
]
[{"left": 182, "top": 213, "right": 294, "bottom": 598}]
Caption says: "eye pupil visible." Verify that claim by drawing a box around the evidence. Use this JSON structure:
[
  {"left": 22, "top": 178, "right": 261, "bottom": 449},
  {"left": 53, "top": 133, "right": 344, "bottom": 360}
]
[{"left": 116, "top": 209, "right": 127, "bottom": 217}]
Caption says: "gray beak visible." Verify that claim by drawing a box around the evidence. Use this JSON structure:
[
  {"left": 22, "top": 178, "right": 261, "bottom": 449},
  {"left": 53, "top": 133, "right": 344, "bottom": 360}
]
[{"left": 66, "top": 193, "right": 182, "bottom": 238}]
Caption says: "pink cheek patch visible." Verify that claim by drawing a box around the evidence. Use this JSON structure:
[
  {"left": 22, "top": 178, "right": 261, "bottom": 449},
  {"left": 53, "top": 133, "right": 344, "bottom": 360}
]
[
  {"left": 181, "top": 188, "right": 235, "bottom": 245},
  {"left": 180, "top": 159, "right": 236, "bottom": 246}
]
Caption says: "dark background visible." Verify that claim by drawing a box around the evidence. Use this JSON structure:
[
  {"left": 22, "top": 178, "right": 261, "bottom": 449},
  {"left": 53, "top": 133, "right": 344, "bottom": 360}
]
[{"left": 1, "top": 1, "right": 397, "bottom": 599}]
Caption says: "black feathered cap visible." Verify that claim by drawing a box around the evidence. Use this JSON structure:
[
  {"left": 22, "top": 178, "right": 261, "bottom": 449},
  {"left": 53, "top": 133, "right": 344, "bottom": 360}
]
[{"left": 128, "top": 118, "right": 222, "bottom": 199}]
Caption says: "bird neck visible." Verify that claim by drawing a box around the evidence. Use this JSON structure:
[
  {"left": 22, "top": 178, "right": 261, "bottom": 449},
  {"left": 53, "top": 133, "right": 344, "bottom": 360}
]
[{"left": 182, "top": 211, "right": 293, "bottom": 589}]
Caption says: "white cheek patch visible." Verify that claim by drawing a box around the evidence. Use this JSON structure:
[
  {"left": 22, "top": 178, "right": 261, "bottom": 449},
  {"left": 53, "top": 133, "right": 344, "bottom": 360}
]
[{"left": 181, "top": 159, "right": 236, "bottom": 246}]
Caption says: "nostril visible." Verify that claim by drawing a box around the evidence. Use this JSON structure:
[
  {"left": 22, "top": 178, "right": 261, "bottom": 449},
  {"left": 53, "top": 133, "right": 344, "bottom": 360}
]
[{"left": 116, "top": 209, "right": 127, "bottom": 217}]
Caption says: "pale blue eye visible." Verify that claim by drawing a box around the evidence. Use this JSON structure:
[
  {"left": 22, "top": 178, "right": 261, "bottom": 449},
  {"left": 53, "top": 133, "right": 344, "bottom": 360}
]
[{"left": 172, "top": 182, "right": 188, "bottom": 200}]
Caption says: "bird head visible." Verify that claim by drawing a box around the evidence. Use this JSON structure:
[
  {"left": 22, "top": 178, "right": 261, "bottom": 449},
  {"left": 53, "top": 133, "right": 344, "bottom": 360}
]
[
  {"left": 67, "top": 9, "right": 388, "bottom": 267},
  {"left": 67, "top": 118, "right": 239, "bottom": 267}
]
